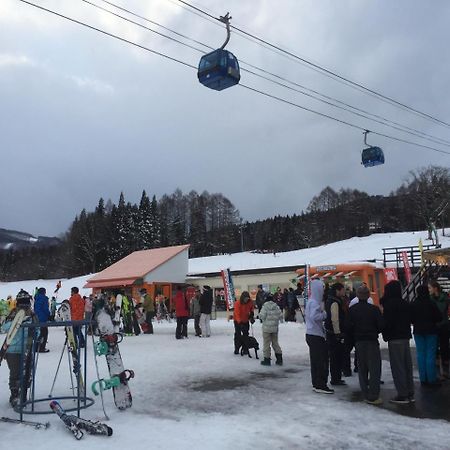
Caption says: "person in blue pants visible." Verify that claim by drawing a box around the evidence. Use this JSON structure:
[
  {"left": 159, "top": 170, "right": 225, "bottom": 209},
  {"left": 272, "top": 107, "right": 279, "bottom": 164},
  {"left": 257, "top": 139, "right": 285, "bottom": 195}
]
[{"left": 410, "top": 285, "right": 442, "bottom": 387}]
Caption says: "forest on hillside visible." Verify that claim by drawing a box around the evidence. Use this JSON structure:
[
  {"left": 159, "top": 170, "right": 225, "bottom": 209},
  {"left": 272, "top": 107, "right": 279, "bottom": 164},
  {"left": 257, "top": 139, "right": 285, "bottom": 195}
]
[{"left": 0, "top": 166, "right": 449, "bottom": 281}]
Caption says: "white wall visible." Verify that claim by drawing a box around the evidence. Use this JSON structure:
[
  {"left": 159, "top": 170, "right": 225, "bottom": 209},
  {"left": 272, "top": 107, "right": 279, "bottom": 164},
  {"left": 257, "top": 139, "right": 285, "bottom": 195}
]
[{"left": 144, "top": 249, "right": 189, "bottom": 284}]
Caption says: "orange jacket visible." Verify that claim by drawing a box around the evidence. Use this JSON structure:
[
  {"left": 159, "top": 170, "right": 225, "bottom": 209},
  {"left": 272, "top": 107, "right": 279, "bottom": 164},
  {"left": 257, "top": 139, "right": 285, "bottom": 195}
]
[
  {"left": 234, "top": 300, "right": 254, "bottom": 324},
  {"left": 70, "top": 293, "right": 85, "bottom": 320}
]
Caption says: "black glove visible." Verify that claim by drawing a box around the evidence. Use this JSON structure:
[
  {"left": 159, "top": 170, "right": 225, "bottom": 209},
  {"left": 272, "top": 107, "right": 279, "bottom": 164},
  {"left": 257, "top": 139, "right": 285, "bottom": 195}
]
[{"left": 250, "top": 317, "right": 255, "bottom": 324}]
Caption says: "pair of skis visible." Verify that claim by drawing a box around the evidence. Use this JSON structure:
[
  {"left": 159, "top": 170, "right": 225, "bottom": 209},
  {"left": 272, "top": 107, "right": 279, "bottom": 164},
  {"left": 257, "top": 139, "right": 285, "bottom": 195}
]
[
  {"left": 0, "top": 309, "right": 26, "bottom": 365},
  {"left": 50, "top": 400, "right": 112, "bottom": 439}
]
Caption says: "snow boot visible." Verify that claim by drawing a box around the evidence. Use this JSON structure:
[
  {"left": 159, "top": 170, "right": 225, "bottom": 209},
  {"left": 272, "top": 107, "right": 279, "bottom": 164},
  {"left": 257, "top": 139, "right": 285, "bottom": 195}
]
[
  {"left": 275, "top": 354, "right": 283, "bottom": 366},
  {"left": 9, "top": 389, "right": 19, "bottom": 408},
  {"left": 260, "top": 358, "right": 271, "bottom": 366}
]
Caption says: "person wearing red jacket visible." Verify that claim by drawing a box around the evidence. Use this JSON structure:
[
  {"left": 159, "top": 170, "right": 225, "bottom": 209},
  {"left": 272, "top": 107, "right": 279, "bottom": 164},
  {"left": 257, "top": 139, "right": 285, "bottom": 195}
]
[
  {"left": 69, "top": 287, "right": 86, "bottom": 348},
  {"left": 233, "top": 291, "right": 255, "bottom": 355},
  {"left": 174, "top": 286, "right": 189, "bottom": 339}
]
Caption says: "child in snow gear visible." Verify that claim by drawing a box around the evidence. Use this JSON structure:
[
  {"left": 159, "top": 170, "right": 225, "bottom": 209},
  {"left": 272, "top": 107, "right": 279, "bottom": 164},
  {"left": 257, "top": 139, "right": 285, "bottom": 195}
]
[
  {"left": 1, "top": 290, "right": 38, "bottom": 407},
  {"left": 233, "top": 291, "right": 255, "bottom": 355},
  {"left": 305, "top": 280, "right": 334, "bottom": 394},
  {"left": 259, "top": 293, "right": 283, "bottom": 366}
]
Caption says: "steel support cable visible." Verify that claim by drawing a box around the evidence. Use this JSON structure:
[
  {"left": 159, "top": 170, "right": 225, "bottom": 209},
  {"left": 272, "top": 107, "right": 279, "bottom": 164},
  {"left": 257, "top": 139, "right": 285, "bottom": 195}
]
[
  {"left": 16, "top": 0, "right": 450, "bottom": 157},
  {"left": 84, "top": 0, "right": 450, "bottom": 147}
]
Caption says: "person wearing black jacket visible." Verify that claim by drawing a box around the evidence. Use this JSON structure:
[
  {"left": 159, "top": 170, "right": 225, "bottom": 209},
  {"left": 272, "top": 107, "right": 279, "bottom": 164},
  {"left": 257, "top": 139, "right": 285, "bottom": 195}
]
[
  {"left": 381, "top": 280, "right": 414, "bottom": 403},
  {"left": 349, "top": 285, "right": 384, "bottom": 404},
  {"left": 199, "top": 285, "right": 213, "bottom": 337},
  {"left": 410, "top": 284, "right": 442, "bottom": 387},
  {"left": 325, "top": 283, "right": 347, "bottom": 386}
]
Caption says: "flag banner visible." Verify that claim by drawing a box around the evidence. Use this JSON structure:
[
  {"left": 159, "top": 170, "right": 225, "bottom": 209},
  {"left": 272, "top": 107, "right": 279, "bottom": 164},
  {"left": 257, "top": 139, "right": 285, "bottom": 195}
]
[{"left": 221, "top": 268, "right": 236, "bottom": 311}]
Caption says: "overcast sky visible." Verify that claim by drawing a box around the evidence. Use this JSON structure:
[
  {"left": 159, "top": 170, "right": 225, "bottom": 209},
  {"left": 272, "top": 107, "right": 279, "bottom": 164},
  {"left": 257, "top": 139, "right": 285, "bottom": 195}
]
[{"left": 1, "top": 0, "right": 449, "bottom": 237}]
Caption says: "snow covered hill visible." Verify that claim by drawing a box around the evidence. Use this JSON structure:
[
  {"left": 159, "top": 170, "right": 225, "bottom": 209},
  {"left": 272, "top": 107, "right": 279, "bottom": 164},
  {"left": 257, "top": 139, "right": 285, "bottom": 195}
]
[{"left": 189, "top": 229, "right": 450, "bottom": 275}]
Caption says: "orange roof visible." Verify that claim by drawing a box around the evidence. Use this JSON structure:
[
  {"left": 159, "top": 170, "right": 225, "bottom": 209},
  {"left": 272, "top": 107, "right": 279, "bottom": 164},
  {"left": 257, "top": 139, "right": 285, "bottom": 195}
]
[{"left": 85, "top": 245, "right": 189, "bottom": 288}]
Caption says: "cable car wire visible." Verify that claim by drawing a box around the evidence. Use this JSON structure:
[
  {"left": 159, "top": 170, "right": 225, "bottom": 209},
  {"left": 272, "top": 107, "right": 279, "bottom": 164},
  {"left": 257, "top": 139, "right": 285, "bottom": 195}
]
[
  {"left": 15, "top": 0, "right": 450, "bottom": 157},
  {"left": 81, "top": 0, "right": 450, "bottom": 148},
  {"left": 175, "top": 0, "right": 450, "bottom": 129}
]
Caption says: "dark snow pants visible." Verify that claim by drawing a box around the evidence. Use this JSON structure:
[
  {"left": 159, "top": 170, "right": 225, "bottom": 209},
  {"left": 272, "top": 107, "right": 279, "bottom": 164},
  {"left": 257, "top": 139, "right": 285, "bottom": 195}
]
[
  {"left": 306, "top": 334, "right": 329, "bottom": 389},
  {"left": 176, "top": 317, "right": 188, "bottom": 339},
  {"left": 145, "top": 312, "right": 154, "bottom": 334},
  {"left": 194, "top": 315, "right": 202, "bottom": 336},
  {"left": 327, "top": 333, "right": 344, "bottom": 383},
  {"left": 39, "top": 326, "right": 48, "bottom": 351},
  {"left": 355, "top": 340, "right": 381, "bottom": 401},
  {"left": 388, "top": 339, "right": 414, "bottom": 398},
  {"left": 5, "top": 353, "right": 21, "bottom": 395}
]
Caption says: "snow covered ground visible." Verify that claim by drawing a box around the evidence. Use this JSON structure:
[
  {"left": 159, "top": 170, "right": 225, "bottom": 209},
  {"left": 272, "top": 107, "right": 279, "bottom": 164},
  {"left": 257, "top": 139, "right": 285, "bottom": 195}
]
[
  {"left": 0, "top": 275, "right": 92, "bottom": 302},
  {"left": 189, "top": 229, "right": 450, "bottom": 274},
  {"left": 1, "top": 318, "right": 449, "bottom": 450}
]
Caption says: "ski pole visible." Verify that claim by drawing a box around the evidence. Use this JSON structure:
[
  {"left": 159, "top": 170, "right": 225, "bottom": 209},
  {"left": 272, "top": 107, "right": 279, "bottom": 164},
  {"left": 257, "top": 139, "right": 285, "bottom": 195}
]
[
  {"left": 90, "top": 325, "right": 109, "bottom": 420},
  {"left": 48, "top": 338, "right": 67, "bottom": 398}
]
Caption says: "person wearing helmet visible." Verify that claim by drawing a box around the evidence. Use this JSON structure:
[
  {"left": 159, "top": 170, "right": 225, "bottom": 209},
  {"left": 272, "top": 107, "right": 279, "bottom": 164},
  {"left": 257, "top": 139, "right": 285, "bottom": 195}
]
[{"left": 1, "top": 290, "right": 38, "bottom": 407}]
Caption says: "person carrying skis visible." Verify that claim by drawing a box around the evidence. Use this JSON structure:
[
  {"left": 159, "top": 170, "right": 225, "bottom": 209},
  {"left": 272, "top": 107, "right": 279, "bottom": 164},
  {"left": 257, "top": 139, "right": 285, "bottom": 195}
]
[
  {"left": 33, "top": 287, "right": 50, "bottom": 353},
  {"left": 174, "top": 287, "right": 189, "bottom": 339},
  {"left": 259, "top": 293, "right": 283, "bottom": 366},
  {"left": 1, "top": 290, "right": 38, "bottom": 407},
  {"left": 199, "top": 285, "right": 213, "bottom": 337},
  {"left": 140, "top": 288, "right": 155, "bottom": 334},
  {"left": 233, "top": 291, "right": 255, "bottom": 355},
  {"left": 69, "top": 287, "right": 85, "bottom": 348}
]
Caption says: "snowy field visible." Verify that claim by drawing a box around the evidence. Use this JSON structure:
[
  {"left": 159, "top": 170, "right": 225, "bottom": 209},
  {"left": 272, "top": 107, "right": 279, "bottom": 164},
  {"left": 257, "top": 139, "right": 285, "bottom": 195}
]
[{"left": 1, "top": 318, "right": 449, "bottom": 450}]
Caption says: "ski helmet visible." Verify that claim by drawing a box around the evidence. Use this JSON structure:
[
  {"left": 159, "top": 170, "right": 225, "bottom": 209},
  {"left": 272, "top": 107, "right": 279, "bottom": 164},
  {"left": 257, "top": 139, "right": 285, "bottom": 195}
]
[{"left": 16, "top": 289, "right": 31, "bottom": 307}]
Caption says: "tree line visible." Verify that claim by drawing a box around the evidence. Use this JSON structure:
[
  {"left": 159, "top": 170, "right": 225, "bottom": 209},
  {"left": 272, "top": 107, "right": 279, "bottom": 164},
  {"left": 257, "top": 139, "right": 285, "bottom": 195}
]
[{"left": 0, "top": 166, "right": 448, "bottom": 281}]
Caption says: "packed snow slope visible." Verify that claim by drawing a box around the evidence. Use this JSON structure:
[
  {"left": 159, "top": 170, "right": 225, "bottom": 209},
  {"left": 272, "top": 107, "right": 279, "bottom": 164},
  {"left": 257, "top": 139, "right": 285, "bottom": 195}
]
[
  {"left": 189, "top": 230, "right": 450, "bottom": 274},
  {"left": 0, "top": 275, "right": 91, "bottom": 301},
  {"left": 1, "top": 319, "right": 449, "bottom": 450}
]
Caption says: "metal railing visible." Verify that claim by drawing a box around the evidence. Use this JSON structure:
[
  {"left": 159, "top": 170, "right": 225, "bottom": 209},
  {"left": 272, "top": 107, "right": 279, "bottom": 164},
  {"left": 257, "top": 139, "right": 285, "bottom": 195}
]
[{"left": 383, "top": 244, "right": 438, "bottom": 268}]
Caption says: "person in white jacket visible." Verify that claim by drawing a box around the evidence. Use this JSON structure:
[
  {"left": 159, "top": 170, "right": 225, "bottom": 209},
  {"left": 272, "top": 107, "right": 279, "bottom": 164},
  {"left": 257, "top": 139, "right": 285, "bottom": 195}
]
[
  {"left": 305, "top": 279, "right": 334, "bottom": 394},
  {"left": 259, "top": 294, "right": 283, "bottom": 366}
]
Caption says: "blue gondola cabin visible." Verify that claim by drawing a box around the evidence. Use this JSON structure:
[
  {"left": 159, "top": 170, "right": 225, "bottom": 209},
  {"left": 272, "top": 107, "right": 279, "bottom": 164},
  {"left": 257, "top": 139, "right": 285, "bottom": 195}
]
[{"left": 198, "top": 49, "right": 240, "bottom": 91}]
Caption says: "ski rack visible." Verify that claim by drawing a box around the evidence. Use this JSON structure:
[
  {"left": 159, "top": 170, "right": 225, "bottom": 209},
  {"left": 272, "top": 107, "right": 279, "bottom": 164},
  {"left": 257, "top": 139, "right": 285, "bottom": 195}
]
[{"left": 16, "top": 320, "right": 94, "bottom": 423}]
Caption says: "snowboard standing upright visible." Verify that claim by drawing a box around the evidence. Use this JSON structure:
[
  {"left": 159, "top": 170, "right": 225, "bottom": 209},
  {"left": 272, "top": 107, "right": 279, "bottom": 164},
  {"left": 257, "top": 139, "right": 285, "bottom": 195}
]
[
  {"left": 95, "top": 307, "right": 133, "bottom": 410},
  {"left": 113, "top": 294, "right": 122, "bottom": 334}
]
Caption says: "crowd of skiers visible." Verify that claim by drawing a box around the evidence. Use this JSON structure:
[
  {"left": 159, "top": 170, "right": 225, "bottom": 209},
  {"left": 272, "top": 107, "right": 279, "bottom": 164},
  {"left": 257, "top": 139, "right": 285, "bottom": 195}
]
[{"left": 305, "top": 278, "right": 450, "bottom": 405}]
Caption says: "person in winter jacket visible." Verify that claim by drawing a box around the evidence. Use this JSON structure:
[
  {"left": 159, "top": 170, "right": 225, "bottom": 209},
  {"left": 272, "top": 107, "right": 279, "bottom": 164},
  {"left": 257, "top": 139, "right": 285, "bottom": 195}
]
[
  {"left": 190, "top": 289, "right": 202, "bottom": 337},
  {"left": 273, "top": 287, "right": 285, "bottom": 323},
  {"left": 325, "top": 283, "right": 347, "bottom": 386},
  {"left": 233, "top": 291, "right": 255, "bottom": 355},
  {"left": 69, "top": 287, "right": 85, "bottom": 348},
  {"left": 199, "top": 285, "right": 213, "bottom": 337},
  {"left": 348, "top": 285, "right": 384, "bottom": 405},
  {"left": 305, "top": 279, "right": 333, "bottom": 394},
  {"left": 259, "top": 294, "right": 283, "bottom": 366},
  {"left": 429, "top": 280, "right": 450, "bottom": 379},
  {"left": 1, "top": 290, "right": 38, "bottom": 407},
  {"left": 174, "top": 287, "right": 189, "bottom": 339},
  {"left": 33, "top": 287, "right": 50, "bottom": 352},
  {"left": 286, "top": 287, "right": 299, "bottom": 322},
  {"left": 255, "top": 285, "right": 266, "bottom": 314},
  {"left": 411, "top": 284, "right": 442, "bottom": 386},
  {"left": 141, "top": 289, "right": 155, "bottom": 334},
  {"left": 381, "top": 280, "right": 414, "bottom": 403}
]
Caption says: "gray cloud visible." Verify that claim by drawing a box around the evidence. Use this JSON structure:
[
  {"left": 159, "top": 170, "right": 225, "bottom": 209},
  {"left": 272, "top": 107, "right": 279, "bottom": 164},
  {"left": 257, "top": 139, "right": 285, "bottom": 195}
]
[{"left": 1, "top": 0, "right": 449, "bottom": 236}]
